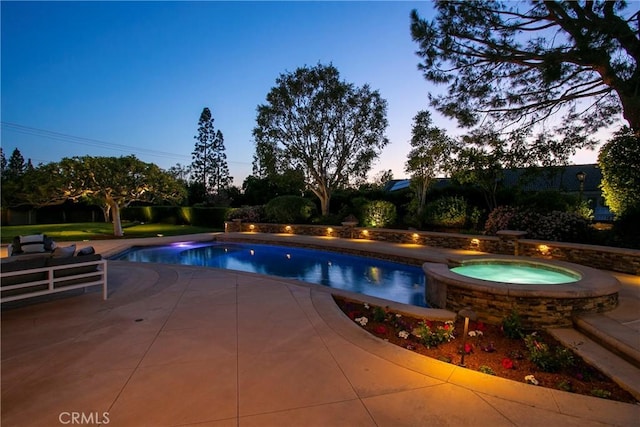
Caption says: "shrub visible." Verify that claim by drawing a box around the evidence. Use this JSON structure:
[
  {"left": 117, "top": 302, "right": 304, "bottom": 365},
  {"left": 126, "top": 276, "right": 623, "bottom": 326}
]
[
  {"left": 413, "top": 320, "right": 455, "bottom": 348},
  {"left": 484, "top": 206, "right": 591, "bottom": 242},
  {"left": 423, "top": 196, "right": 468, "bottom": 228},
  {"left": 484, "top": 206, "right": 517, "bottom": 234},
  {"left": 609, "top": 207, "right": 640, "bottom": 249},
  {"left": 478, "top": 365, "right": 496, "bottom": 375},
  {"left": 265, "top": 196, "right": 316, "bottom": 223},
  {"left": 226, "top": 205, "right": 265, "bottom": 222},
  {"left": 590, "top": 389, "right": 612, "bottom": 399},
  {"left": 516, "top": 190, "right": 576, "bottom": 213},
  {"left": 372, "top": 306, "right": 387, "bottom": 322},
  {"left": 502, "top": 311, "right": 524, "bottom": 340},
  {"left": 524, "top": 333, "right": 574, "bottom": 372},
  {"left": 362, "top": 200, "right": 397, "bottom": 228}
]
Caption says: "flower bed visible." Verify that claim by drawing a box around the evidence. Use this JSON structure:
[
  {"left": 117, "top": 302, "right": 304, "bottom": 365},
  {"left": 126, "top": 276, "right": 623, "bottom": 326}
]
[{"left": 334, "top": 296, "right": 637, "bottom": 404}]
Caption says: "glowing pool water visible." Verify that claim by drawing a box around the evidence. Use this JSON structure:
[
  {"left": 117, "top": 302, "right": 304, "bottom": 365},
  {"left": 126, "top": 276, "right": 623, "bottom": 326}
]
[
  {"left": 451, "top": 261, "right": 579, "bottom": 285},
  {"left": 110, "top": 242, "right": 427, "bottom": 307}
]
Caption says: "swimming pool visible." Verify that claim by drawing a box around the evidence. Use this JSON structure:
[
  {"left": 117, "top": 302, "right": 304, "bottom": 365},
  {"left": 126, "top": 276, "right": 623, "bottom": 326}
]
[{"left": 110, "top": 242, "right": 427, "bottom": 307}]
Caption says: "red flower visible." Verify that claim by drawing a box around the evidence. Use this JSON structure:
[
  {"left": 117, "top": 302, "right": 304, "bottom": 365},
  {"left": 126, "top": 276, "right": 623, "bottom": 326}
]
[
  {"left": 443, "top": 324, "right": 450, "bottom": 330},
  {"left": 464, "top": 343, "right": 473, "bottom": 354},
  {"left": 501, "top": 358, "right": 514, "bottom": 369},
  {"left": 374, "top": 325, "right": 387, "bottom": 334},
  {"left": 424, "top": 320, "right": 432, "bottom": 327}
]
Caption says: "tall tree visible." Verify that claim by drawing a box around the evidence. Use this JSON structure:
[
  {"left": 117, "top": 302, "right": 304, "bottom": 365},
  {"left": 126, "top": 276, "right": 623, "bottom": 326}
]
[
  {"left": 598, "top": 126, "right": 640, "bottom": 216},
  {"left": 253, "top": 63, "right": 389, "bottom": 215},
  {"left": 0, "top": 148, "right": 7, "bottom": 177},
  {"left": 450, "top": 129, "right": 512, "bottom": 211},
  {"left": 405, "top": 111, "right": 455, "bottom": 219},
  {"left": 168, "top": 163, "right": 192, "bottom": 183},
  {"left": 191, "top": 107, "right": 232, "bottom": 197},
  {"left": 410, "top": 1, "right": 640, "bottom": 145},
  {"left": 6, "top": 148, "right": 26, "bottom": 181},
  {"left": 58, "top": 156, "right": 186, "bottom": 236}
]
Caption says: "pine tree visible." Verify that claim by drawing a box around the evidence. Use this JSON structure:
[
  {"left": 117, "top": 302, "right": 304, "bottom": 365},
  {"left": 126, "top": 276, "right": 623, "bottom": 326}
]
[
  {"left": 6, "top": 148, "right": 26, "bottom": 180},
  {"left": 191, "top": 107, "right": 232, "bottom": 196}
]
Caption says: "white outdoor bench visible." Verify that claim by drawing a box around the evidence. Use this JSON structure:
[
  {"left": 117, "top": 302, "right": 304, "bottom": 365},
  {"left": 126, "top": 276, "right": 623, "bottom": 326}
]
[{"left": 1, "top": 255, "right": 107, "bottom": 303}]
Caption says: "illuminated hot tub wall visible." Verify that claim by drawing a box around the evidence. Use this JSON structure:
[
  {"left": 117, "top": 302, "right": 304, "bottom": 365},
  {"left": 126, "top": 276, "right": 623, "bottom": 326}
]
[{"left": 424, "top": 259, "right": 620, "bottom": 328}]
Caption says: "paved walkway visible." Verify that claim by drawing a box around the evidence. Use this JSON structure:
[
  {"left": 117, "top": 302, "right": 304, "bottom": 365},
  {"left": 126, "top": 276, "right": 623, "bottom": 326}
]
[{"left": 2, "top": 234, "right": 639, "bottom": 426}]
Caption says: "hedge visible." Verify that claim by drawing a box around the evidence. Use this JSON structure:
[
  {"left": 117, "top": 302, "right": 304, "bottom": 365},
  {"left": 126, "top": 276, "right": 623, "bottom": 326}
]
[{"left": 121, "top": 206, "right": 229, "bottom": 228}]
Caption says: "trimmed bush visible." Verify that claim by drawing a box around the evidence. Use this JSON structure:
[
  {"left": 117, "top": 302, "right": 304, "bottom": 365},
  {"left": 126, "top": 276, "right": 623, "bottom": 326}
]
[
  {"left": 265, "top": 196, "right": 317, "bottom": 223},
  {"left": 121, "top": 206, "right": 229, "bottom": 228},
  {"left": 423, "top": 196, "right": 468, "bottom": 228},
  {"left": 226, "top": 206, "right": 265, "bottom": 223},
  {"left": 362, "top": 200, "right": 397, "bottom": 228},
  {"left": 363, "top": 200, "right": 397, "bottom": 228},
  {"left": 485, "top": 206, "right": 591, "bottom": 242}
]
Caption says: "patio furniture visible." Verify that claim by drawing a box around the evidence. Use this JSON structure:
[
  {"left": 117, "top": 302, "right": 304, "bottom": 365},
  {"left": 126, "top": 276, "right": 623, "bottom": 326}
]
[{"left": 1, "top": 240, "right": 107, "bottom": 303}]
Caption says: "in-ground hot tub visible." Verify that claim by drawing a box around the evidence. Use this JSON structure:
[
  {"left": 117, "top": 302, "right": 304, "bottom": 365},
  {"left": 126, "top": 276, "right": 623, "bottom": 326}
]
[{"left": 424, "top": 257, "right": 620, "bottom": 328}]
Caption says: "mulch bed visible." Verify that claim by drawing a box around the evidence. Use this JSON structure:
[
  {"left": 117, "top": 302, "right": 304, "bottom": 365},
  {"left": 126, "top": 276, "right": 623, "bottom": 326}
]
[{"left": 334, "top": 296, "right": 638, "bottom": 404}]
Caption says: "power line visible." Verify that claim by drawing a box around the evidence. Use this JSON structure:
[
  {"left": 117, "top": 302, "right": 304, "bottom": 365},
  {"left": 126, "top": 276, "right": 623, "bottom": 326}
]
[
  {"left": 0, "top": 122, "right": 252, "bottom": 165},
  {"left": 1, "top": 121, "right": 192, "bottom": 161}
]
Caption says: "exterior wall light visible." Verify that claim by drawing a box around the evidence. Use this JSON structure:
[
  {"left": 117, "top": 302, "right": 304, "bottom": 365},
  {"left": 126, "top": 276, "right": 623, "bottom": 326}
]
[
  {"left": 361, "top": 230, "right": 369, "bottom": 238},
  {"left": 249, "top": 224, "right": 255, "bottom": 231},
  {"left": 538, "top": 244, "right": 550, "bottom": 256},
  {"left": 576, "top": 171, "right": 586, "bottom": 201},
  {"left": 327, "top": 227, "right": 333, "bottom": 236},
  {"left": 412, "top": 233, "right": 419, "bottom": 241},
  {"left": 470, "top": 238, "right": 480, "bottom": 248},
  {"left": 285, "top": 225, "right": 292, "bottom": 233}
]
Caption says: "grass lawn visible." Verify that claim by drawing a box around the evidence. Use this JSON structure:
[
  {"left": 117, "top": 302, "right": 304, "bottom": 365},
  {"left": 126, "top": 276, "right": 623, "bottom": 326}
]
[{"left": 1, "top": 222, "right": 221, "bottom": 244}]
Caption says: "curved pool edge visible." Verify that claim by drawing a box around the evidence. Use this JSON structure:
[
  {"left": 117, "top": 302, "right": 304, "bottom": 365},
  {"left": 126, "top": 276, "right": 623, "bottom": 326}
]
[{"left": 424, "top": 255, "right": 621, "bottom": 328}]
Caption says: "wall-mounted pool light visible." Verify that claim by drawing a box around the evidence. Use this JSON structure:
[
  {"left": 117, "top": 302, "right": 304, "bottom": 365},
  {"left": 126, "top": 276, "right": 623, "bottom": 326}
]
[
  {"left": 538, "top": 244, "right": 550, "bottom": 256},
  {"left": 286, "top": 253, "right": 291, "bottom": 259},
  {"left": 458, "top": 307, "right": 477, "bottom": 367},
  {"left": 172, "top": 241, "right": 195, "bottom": 248},
  {"left": 249, "top": 224, "right": 255, "bottom": 231},
  {"left": 250, "top": 249, "right": 255, "bottom": 256}
]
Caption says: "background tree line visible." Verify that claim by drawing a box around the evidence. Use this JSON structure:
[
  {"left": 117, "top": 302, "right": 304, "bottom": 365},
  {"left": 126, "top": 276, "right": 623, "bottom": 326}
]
[{"left": 2, "top": 1, "right": 638, "bottom": 245}]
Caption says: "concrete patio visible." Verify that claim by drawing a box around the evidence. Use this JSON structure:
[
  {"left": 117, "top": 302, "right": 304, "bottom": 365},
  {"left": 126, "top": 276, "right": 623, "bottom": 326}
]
[{"left": 2, "top": 234, "right": 639, "bottom": 426}]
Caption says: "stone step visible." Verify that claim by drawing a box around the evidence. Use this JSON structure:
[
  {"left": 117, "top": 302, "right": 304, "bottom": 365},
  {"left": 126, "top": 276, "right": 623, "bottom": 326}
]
[
  {"left": 549, "top": 328, "right": 640, "bottom": 401},
  {"left": 574, "top": 313, "right": 640, "bottom": 369}
]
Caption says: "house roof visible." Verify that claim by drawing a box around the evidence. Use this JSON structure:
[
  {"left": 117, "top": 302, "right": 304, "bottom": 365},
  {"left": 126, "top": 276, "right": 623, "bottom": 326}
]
[
  {"left": 387, "top": 163, "right": 602, "bottom": 193},
  {"left": 501, "top": 164, "right": 602, "bottom": 192}
]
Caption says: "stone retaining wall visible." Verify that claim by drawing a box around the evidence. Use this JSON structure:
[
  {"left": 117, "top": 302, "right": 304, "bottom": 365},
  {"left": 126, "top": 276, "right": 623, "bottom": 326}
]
[
  {"left": 444, "top": 287, "right": 618, "bottom": 328},
  {"left": 224, "top": 221, "right": 639, "bottom": 275}
]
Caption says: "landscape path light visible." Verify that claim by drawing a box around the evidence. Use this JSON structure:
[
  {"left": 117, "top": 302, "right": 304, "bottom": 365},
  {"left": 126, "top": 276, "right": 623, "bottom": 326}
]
[{"left": 458, "top": 307, "right": 477, "bottom": 367}]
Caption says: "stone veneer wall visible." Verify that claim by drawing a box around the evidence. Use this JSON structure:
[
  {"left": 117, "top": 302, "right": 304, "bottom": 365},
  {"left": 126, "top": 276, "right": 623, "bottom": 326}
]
[
  {"left": 443, "top": 286, "right": 618, "bottom": 328},
  {"left": 224, "top": 221, "right": 640, "bottom": 275},
  {"left": 518, "top": 240, "right": 640, "bottom": 275}
]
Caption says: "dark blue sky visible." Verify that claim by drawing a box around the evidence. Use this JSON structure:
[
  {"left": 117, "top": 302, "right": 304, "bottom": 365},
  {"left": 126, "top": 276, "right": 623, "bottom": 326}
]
[{"left": 1, "top": 1, "right": 600, "bottom": 184}]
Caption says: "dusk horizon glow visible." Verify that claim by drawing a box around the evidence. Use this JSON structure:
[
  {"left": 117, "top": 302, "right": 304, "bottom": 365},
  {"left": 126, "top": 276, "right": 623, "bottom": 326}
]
[{"left": 1, "top": 1, "right": 608, "bottom": 186}]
